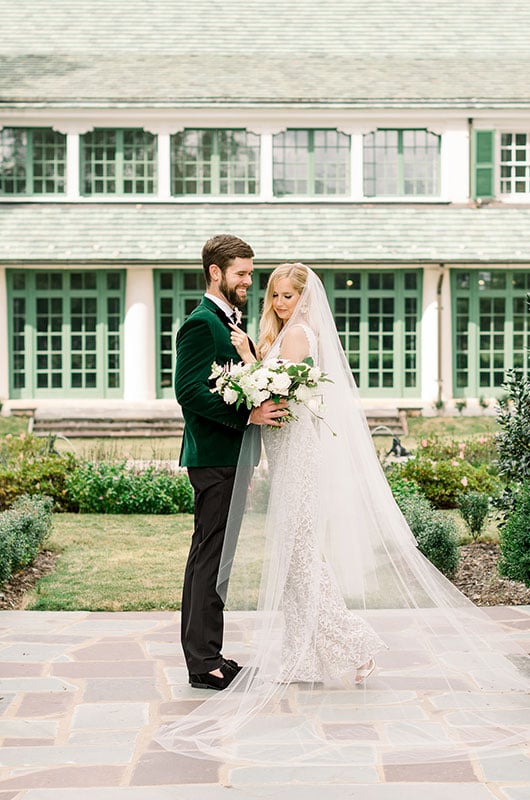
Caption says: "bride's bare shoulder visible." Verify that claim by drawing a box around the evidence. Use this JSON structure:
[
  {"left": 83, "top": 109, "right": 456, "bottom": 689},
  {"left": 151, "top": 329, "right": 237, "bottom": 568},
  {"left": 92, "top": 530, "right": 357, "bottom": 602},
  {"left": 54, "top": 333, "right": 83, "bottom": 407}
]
[{"left": 279, "top": 324, "right": 313, "bottom": 360}]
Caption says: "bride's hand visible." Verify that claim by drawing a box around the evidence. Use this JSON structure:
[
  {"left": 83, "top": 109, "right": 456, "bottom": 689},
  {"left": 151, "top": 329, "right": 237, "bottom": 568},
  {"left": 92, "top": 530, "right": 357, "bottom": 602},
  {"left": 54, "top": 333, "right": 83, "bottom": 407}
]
[{"left": 229, "top": 323, "right": 256, "bottom": 364}]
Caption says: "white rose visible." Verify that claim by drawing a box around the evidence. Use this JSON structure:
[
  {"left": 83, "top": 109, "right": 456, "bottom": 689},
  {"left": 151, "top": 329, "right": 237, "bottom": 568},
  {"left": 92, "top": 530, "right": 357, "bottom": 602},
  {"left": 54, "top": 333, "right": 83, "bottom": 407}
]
[
  {"left": 308, "top": 367, "right": 321, "bottom": 383},
  {"left": 253, "top": 368, "right": 272, "bottom": 390},
  {"left": 294, "top": 384, "right": 314, "bottom": 403},
  {"left": 248, "top": 388, "right": 271, "bottom": 406},
  {"left": 269, "top": 371, "right": 291, "bottom": 395},
  {"left": 223, "top": 387, "right": 239, "bottom": 405}
]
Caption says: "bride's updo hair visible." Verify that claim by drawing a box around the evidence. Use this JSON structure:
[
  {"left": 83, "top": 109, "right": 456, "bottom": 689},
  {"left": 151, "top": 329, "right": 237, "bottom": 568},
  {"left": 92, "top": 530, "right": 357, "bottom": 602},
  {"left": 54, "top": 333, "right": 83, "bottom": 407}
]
[{"left": 257, "top": 262, "right": 308, "bottom": 358}]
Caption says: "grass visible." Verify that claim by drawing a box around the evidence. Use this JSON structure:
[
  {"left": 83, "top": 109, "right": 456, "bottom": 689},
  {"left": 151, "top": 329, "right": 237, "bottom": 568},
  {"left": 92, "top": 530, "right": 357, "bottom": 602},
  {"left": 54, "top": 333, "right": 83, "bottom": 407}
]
[
  {"left": 3, "top": 413, "right": 502, "bottom": 610},
  {"left": 27, "top": 513, "right": 193, "bottom": 611}
]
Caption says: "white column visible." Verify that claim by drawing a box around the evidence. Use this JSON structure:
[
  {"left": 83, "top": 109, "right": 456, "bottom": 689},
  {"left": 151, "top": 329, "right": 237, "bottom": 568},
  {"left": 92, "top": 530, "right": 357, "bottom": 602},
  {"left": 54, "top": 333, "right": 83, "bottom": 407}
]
[
  {"left": 420, "top": 266, "right": 442, "bottom": 403},
  {"left": 66, "top": 133, "right": 80, "bottom": 199},
  {"left": 440, "top": 267, "right": 454, "bottom": 400},
  {"left": 350, "top": 132, "right": 364, "bottom": 199},
  {"left": 440, "top": 126, "right": 469, "bottom": 203},
  {"left": 123, "top": 268, "right": 156, "bottom": 401},
  {"left": 157, "top": 133, "right": 171, "bottom": 200},
  {"left": 260, "top": 132, "right": 274, "bottom": 200},
  {"left": 0, "top": 267, "right": 9, "bottom": 404}
]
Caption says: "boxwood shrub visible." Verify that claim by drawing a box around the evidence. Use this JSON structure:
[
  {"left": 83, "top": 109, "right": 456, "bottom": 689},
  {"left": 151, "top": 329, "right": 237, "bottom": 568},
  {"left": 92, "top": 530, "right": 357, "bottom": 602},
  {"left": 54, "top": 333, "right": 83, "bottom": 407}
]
[{"left": 0, "top": 494, "right": 53, "bottom": 585}]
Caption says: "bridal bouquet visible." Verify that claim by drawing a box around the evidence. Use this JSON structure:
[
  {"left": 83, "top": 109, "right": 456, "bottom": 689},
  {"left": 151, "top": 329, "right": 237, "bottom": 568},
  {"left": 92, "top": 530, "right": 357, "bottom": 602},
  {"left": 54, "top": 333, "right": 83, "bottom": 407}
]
[{"left": 209, "top": 358, "right": 331, "bottom": 422}]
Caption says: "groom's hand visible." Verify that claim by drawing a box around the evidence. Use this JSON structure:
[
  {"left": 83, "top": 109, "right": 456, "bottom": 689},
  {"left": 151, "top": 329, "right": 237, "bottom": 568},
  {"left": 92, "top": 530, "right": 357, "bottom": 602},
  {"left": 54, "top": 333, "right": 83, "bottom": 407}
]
[{"left": 249, "top": 399, "right": 288, "bottom": 426}]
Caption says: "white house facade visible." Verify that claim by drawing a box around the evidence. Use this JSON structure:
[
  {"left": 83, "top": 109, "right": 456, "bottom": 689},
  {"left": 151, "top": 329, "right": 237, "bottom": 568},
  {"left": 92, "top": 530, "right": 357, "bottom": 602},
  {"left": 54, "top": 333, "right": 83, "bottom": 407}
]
[{"left": 1, "top": 0, "right": 530, "bottom": 411}]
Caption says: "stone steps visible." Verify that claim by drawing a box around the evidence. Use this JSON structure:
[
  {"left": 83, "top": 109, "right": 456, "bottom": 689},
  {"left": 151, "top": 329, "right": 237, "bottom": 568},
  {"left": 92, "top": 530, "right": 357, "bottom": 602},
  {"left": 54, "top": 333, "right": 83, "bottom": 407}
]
[{"left": 29, "top": 408, "right": 405, "bottom": 438}]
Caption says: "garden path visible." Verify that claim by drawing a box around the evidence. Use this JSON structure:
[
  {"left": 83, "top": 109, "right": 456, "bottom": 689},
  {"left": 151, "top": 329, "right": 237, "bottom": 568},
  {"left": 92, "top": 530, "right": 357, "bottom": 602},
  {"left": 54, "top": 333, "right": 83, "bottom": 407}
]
[{"left": 0, "top": 608, "right": 528, "bottom": 800}]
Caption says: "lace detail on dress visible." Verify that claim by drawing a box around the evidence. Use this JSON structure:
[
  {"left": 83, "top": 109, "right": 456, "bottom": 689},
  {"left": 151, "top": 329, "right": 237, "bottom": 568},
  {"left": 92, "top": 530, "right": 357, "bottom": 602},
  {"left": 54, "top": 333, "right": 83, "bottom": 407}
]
[{"left": 264, "top": 323, "right": 386, "bottom": 682}]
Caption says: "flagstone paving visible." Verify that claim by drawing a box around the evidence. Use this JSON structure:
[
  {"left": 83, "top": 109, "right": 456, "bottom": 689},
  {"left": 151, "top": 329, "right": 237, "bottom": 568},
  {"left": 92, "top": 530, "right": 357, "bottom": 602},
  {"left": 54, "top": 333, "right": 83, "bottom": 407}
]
[{"left": 0, "top": 608, "right": 528, "bottom": 800}]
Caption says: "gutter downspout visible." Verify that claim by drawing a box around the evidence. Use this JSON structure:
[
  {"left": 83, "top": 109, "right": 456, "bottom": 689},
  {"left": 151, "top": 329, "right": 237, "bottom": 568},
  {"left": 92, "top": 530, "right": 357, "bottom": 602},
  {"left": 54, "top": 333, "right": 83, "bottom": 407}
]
[{"left": 437, "top": 266, "right": 445, "bottom": 406}]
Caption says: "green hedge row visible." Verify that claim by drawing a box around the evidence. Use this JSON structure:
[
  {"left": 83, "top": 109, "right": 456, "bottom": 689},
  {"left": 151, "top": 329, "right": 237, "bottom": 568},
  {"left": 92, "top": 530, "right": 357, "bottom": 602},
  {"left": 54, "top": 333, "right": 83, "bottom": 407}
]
[
  {"left": 0, "top": 495, "right": 53, "bottom": 585},
  {"left": 0, "top": 434, "right": 193, "bottom": 514}
]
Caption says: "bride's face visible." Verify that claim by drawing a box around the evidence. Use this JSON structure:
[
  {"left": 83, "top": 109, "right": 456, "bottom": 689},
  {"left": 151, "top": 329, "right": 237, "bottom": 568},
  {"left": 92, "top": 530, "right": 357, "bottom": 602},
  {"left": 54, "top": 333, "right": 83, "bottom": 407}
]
[{"left": 271, "top": 277, "right": 300, "bottom": 323}]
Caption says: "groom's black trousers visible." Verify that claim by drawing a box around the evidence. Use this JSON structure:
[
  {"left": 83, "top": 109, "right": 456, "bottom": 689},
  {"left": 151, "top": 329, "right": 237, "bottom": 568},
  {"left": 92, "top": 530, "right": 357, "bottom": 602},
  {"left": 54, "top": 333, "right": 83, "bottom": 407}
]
[{"left": 181, "top": 466, "right": 237, "bottom": 675}]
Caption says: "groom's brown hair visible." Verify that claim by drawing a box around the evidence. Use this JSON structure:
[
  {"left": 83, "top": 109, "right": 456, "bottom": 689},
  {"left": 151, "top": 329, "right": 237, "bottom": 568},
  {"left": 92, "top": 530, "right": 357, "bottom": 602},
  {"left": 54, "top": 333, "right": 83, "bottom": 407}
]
[{"left": 201, "top": 234, "right": 254, "bottom": 286}]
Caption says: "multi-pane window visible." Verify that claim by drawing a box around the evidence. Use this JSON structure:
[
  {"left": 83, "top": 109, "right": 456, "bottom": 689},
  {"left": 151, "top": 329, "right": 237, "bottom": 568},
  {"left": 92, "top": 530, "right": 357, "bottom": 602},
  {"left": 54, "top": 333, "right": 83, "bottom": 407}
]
[
  {"left": 363, "top": 129, "right": 440, "bottom": 196},
  {"left": 81, "top": 129, "right": 157, "bottom": 195},
  {"left": 332, "top": 270, "right": 421, "bottom": 395},
  {"left": 453, "top": 270, "right": 530, "bottom": 396},
  {"left": 273, "top": 130, "right": 350, "bottom": 196},
  {"left": 8, "top": 270, "right": 123, "bottom": 397},
  {"left": 171, "top": 130, "right": 259, "bottom": 195},
  {"left": 0, "top": 128, "right": 66, "bottom": 195},
  {"left": 500, "top": 133, "right": 530, "bottom": 194},
  {"left": 156, "top": 271, "right": 204, "bottom": 396}
]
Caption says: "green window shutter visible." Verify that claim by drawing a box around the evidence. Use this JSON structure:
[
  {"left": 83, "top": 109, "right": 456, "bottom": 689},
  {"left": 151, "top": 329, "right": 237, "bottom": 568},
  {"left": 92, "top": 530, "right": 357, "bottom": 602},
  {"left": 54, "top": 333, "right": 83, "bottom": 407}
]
[{"left": 473, "top": 130, "right": 495, "bottom": 199}]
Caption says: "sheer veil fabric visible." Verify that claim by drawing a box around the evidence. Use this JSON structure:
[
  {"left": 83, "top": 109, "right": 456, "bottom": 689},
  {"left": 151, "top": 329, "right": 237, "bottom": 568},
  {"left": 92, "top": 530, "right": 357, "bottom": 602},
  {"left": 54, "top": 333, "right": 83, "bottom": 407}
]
[{"left": 156, "top": 267, "right": 529, "bottom": 766}]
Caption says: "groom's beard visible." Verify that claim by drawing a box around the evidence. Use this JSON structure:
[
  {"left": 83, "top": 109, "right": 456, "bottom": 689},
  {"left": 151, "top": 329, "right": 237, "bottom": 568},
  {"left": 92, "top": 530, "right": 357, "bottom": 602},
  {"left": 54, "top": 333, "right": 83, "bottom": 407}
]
[{"left": 220, "top": 276, "right": 248, "bottom": 310}]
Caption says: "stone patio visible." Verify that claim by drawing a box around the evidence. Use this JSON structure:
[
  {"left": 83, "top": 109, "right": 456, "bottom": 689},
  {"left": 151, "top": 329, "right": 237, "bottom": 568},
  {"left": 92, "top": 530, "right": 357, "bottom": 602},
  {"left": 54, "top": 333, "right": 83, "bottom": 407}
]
[{"left": 0, "top": 608, "right": 528, "bottom": 800}]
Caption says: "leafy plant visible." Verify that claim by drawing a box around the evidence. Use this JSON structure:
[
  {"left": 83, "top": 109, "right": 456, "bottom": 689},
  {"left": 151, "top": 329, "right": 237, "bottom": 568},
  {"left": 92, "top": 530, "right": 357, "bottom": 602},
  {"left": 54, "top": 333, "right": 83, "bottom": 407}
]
[
  {"left": 64, "top": 461, "right": 194, "bottom": 514},
  {"left": 495, "top": 369, "right": 530, "bottom": 484},
  {"left": 395, "top": 493, "right": 460, "bottom": 578},
  {"left": 396, "top": 458, "right": 500, "bottom": 509},
  {"left": 457, "top": 492, "right": 490, "bottom": 541},
  {"left": 415, "top": 435, "right": 497, "bottom": 467},
  {"left": 498, "top": 483, "right": 530, "bottom": 587},
  {"left": 0, "top": 495, "right": 53, "bottom": 585},
  {"left": 0, "top": 433, "right": 79, "bottom": 511},
  {"left": 455, "top": 399, "right": 467, "bottom": 415}
]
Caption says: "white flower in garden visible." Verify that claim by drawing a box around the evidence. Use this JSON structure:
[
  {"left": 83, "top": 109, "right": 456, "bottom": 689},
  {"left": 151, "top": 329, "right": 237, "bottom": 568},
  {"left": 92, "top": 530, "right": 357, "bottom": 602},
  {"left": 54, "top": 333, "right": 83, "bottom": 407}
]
[{"left": 223, "top": 387, "right": 239, "bottom": 405}]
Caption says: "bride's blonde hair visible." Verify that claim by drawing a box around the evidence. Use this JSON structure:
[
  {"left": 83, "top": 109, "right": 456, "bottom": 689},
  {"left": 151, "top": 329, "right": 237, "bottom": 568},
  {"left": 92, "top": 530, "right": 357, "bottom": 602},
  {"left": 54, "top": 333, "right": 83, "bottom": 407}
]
[{"left": 257, "top": 262, "right": 308, "bottom": 358}]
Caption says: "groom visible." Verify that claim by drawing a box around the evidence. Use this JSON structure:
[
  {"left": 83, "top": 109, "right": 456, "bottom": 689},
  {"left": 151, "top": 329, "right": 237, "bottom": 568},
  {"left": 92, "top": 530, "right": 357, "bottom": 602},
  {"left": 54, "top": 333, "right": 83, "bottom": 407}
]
[{"left": 175, "top": 233, "right": 286, "bottom": 690}]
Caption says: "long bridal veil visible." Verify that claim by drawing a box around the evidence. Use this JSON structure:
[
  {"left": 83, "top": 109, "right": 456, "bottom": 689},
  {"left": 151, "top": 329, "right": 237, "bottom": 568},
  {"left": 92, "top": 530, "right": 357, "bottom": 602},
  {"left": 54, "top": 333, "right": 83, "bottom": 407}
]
[{"left": 156, "top": 266, "right": 529, "bottom": 767}]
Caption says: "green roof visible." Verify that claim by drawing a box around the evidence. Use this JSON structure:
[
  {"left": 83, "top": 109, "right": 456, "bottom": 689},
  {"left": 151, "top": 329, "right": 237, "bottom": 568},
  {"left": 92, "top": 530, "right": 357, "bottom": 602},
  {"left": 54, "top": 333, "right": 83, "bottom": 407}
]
[
  {"left": 1, "top": 204, "right": 530, "bottom": 264},
  {"left": 1, "top": 0, "right": 529, "bottom": 107}
]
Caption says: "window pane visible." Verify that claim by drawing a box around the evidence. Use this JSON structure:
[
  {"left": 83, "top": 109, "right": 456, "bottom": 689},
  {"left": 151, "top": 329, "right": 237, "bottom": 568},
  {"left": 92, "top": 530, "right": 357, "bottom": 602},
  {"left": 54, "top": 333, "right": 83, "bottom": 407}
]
[
  {"left": 172, "top": 129, "right": 259, "bottom": 196},
  {"left": 364, "top": 129, "right": 439, "bottom": 197},
  {"left": 500, "top": 132, "right": 530, "bottom": 194},
  {"left": 273, "top": 129, "right": 349, "bottom": 196}
]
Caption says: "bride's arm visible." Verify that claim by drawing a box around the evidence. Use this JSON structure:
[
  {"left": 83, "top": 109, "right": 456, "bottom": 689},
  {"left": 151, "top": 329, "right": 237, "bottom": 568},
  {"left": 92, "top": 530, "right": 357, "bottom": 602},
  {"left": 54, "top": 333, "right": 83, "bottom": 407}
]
[
  {"left": 279, "top": 326, "right": 310, "bottom": 361},
  {"left": 229, "top": 323, "right": 257, "bottom": 364}
]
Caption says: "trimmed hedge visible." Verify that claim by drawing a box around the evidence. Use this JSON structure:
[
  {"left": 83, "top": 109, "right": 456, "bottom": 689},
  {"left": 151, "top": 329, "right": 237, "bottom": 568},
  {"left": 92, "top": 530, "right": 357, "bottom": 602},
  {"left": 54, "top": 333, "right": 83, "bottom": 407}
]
[
  {"left": 0, "top": 495, "right": 53, "bottom": 585},
  {"left": 0, "top": 433, "right": 194, "bottom": 514},
  {"left": 64, "top": 461, "right": 194, "bottom": 514},
  {"left": 395, "top": 492, "right": 460, "bottom": 578},
  {"left": 0, "top": 434, "right": 78, "bottom": 511},
  {"left": 498, "top": 483, "right": 530, "bottom": 587}
]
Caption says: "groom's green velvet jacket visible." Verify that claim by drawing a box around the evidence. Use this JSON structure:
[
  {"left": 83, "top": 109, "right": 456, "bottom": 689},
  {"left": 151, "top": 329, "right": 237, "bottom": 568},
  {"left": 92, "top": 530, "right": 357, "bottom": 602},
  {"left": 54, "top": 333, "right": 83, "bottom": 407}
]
[{"left": 175, "top": 297, "right": 250, "bottom": 467}]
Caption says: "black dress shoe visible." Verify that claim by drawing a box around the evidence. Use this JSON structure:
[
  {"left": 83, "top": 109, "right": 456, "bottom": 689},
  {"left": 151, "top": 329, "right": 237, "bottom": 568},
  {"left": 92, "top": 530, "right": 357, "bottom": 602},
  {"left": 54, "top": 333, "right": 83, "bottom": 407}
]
[
  {"left": 222, "top": 657, "right": 242, "bottom": 674},
  {"left": 189, "top": 662, "right": 238, "bottom": 691}
]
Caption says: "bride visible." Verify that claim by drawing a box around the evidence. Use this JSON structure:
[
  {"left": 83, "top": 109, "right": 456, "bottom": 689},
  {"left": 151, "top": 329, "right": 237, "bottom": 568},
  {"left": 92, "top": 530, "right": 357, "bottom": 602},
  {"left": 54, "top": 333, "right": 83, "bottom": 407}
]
[{"left": 156, "top": 263, "right": 528, "bottom": 766}]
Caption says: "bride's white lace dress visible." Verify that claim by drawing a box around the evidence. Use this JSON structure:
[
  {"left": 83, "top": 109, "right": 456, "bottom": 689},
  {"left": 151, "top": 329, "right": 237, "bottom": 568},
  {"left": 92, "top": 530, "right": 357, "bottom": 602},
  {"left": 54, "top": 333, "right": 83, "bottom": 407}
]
[{"left": 264, "top": 323, "right": 386, "bottom": 681}]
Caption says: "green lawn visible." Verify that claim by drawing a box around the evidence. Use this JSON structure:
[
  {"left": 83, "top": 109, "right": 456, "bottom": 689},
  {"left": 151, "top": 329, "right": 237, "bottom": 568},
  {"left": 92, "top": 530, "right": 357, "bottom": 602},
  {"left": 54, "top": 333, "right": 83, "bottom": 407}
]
[
  {"left": 4, "top": 413, "right": 502, "bottom": 611},
  {"left": 28, "top": 513, "right": 193, "bottom": 611}
]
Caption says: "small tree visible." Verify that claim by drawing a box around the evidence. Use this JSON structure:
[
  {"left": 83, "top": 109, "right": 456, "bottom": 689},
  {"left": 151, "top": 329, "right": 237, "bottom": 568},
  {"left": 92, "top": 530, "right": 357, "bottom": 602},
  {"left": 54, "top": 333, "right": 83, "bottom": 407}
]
[
  {"left": 498, "top": 483, "right": 530, "bottom": 587},
  {"left": 495, "top": 369, "right": 530, "bottom": 485},
  {"left": 457, "top": 492, "right": 490, "bottom": 541}
]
